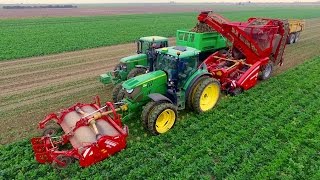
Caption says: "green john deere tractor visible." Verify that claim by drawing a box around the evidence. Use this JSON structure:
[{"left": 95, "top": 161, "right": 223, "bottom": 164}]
[
  {"left": 116, "top": 46, "right": 221, "bottom": 135},
  {"left": 100, "top": 36, "right": 168, "bottom": 85}
]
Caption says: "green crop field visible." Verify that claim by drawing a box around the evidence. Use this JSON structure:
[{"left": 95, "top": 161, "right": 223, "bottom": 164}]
[
  {"left": 1, "top": 56, "right": 319, "bottom": 179},
  {"left": 1, "top": 6, "right": 320, "bottom": 61}
]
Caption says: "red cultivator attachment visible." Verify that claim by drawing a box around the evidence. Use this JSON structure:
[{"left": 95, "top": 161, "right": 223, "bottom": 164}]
[{"left": 31, "top": 97, "right": 128, "bottom": 168}]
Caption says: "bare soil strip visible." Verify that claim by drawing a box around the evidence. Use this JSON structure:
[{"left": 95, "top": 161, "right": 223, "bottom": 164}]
[
  {"left": 0, "top": 20, "right": 319, "bottom": 144},
  {"left": 0, "top": 5, "right": 251, "bottom": 19}
]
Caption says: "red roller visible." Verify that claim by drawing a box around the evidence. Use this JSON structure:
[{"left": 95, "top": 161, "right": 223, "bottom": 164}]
[{"left": 31, "top": 97, "right": 128, "bottom": 168}]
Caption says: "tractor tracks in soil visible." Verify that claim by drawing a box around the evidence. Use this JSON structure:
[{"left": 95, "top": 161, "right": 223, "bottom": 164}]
[{"left": 0, "top": 20, "right": 319, "bottom": 144}]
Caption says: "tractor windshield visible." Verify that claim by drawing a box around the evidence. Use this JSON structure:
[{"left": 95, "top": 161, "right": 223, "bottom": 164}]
[
  {"left": 137, "top": 41, "right": 150, "bottom": 54},
  {"left": 156, "top": 53, "right": 198, "bottom": 83},
  {"left": 155, "top": 54, "right": 176, "bottom": 72},
  {"left": 137, "top": 40, "right": 167, "bottom": 54}
]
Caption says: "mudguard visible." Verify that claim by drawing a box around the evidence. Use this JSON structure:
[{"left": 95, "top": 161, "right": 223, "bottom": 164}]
[{"left": 148, "top": 93, "right": 173, "bottom": 104}]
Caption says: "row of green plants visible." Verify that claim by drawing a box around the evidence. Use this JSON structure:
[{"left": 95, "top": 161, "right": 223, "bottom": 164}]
[
  {"left": 1, "top": 56, "right": 319, "bottom": 179},
  {"left": 1, "top": 6, "right": 320, "bottom": 61}
]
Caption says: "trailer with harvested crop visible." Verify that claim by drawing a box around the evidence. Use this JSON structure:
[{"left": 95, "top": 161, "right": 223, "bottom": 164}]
[{"left": 287, "top": 19, "right": 305, "bottom": 44}]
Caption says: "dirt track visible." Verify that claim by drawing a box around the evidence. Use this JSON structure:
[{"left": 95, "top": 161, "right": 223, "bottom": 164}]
[{"left": 0, "top": 19, "right": 319, "bottom": 144}]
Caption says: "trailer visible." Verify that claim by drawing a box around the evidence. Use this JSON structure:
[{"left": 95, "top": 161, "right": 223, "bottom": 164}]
[{"left": 287, "top": 19, "right": 305, "bottom": 44}]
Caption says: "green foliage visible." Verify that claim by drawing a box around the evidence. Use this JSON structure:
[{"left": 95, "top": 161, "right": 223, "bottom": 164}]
[
  {"left": 1, "top": 6, "right": 320, "bottom": 61},
  {"left": 1, "top": 56, "right": 320, "bottom": 178}
]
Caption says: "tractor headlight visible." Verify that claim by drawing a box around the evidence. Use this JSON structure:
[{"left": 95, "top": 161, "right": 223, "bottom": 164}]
[
  {"left": 120, "top": 64, "right": 127, "bottom": 71},
  {"left": 126, "top": 89, "right": 134, "bottom": 94}
]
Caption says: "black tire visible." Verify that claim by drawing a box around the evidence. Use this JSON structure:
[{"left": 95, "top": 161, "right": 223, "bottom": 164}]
[
  {"left": 186, "top": 76, "right": 207, "bottom": 109},
  {"left": 127, "top": 68, "right": 146, "bottom": 79},
  {"left": 229, "top": 87, "right": 243, "bottom": 96},
  {"left": 287, "top": 33, "right": 295, "bottom": 44},
  {"left": 294, "top": 32, "right": 300, "bottom": 43},
  {"left": 112, "top": 83, "right": 125, "bottom": 102},
  {"left": 141, "top": 101, "right": 158, "bottom": 129},
  {"left": 258, "top": 62, "right": 274, "bottom": 80},
  {"left": 52, "top": 155, "right": 74, "bottom": 169},
  {"left": 147, "top": 103, "right": 177, "bottom": 135},
  {"left": 43, "top": 127, "right": 58, "bottom": 136},
  {"left": 192, "top": 78, "right": 221, "bottom": 113}
]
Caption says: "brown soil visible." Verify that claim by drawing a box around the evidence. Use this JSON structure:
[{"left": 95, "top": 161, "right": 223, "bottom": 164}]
[
  {"left": 0, "top": 5, "right": 240, "bottom": 19},
  {"left": 0, "top": 19, "right": 319, "bottom": 145}
]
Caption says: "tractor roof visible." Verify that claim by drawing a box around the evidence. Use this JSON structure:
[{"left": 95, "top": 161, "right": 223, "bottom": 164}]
[
  {"left": 139, "top": 36, "right": 168, "bottom": 42},
  {"left": 156, "top": 46, "right": 200, "bottom": 58}
]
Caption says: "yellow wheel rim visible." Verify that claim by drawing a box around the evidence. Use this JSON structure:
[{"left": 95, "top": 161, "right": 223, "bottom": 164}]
[
  {"left": 200, "top": 83, "right": 220, "bottom": 111},
  {"left": 155, "top": 109, "right": 176, "bottom": 134}
]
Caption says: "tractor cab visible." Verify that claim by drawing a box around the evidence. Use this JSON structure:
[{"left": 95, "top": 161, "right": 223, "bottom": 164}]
[
  {"left": 137, "top": 36, "right": 168, "bottom": 54},
  {"left": 155, "top": 46, "right": 200, "bottom": 89}
]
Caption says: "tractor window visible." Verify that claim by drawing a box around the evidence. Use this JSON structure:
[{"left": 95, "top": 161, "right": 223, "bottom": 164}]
[
  {"left": 155, "top": 54, "right": 178, "bottom": 81},
  {"left": 155, "top": 54, "right": 176, "bottom": 72},
  {"left": 141, "top": 41, "right": 150, "bottom": 53},
  {"left": 137, "top": 41, "right": 142, "bottom": 54},
  {"left": 178, "top": 56, "right": 198, "bottom": 79}
]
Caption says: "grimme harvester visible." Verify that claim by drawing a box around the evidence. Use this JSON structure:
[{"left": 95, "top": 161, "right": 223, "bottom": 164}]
[
  {"left": 198, "top": 11, "right": 290, "bottom": 94},
  {"left": 31, "top": 12, "right": 291, "bottom": 168},
  {"left": 31, "top": 97, "right": 128, "bottom": 168},
  {"left": 111, "top": 11, "right": 289, "bottom": 134}
]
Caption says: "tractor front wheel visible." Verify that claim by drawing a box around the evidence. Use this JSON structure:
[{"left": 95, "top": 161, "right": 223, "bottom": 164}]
[
  {"left": 127, "top": 68, "right": 146, "bottom": 79},
  {"left": 146, "top": 103, "right": 177, "bottom": 135},
  {"left": 141, "top": 101, "right": 158, "bottom": 129},
  {"left": 258, "top": 62, "right": 274, "bottom": 80},
  {"left": 192, "top": 78, "right": 220, "bottom": 113},
  {"left": 112, "top": 83, "right": 125, "bottom": 102},
  {"left": 52, "top": 155, "right": 74, "bottom": 169}
]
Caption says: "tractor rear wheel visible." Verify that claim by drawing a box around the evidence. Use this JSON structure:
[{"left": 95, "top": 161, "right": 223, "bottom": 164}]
[
  {"left": 52, "top": 155, "right": 74, "bottom": 169},
  {"left": 127, "top": 68, "right": 146, "bottom": 79},
  {"left": 192, "top": 78, "right": 220, "bottom": 113},
  {"left": 294, "top": 32, "right": 300, "bottom": 43},
  {"left": 287, "top": 33, "right": 295, "bottom": 44},
  {"left": 141, "top": 101, "right": 158, "bottom": 129},
  {"left": 112, "top": 83, "right": 125, "bottom": 102},
  {"left": 258, "top": 62, "right": 274, "bottom": 80},
  {"left": 146, "top": 103, "right": 177, "bottom": 135}
]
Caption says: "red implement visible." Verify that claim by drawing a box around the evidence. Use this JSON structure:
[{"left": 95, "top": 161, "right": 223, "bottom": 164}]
[
  {"left": 198, "top": 11, "right": 289, "bottom": 94},
  {"left": 31, "top": 97, "right": 128, "bottom": 168}
]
